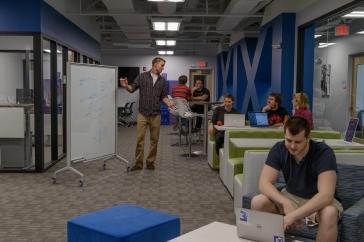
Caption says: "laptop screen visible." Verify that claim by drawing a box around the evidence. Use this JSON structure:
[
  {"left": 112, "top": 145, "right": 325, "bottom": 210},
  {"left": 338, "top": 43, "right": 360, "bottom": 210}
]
[
  {"left": 249, "top": 112, "right": 269, "bottom": 126},
  {"left": 344, "top": 118, "right": 359, "bottom": 142}
]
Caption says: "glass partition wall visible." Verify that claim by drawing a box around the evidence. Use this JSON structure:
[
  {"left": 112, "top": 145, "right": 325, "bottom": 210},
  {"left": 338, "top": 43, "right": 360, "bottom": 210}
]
[
  {"left": 0, "top": 34, "right": 98, "bottom": 172},
  {"left": 0, "top": 35, "right": 35, "bottom": 170},
  {"left": 312, "top": 4, "right": 364, "bottom": 137}
]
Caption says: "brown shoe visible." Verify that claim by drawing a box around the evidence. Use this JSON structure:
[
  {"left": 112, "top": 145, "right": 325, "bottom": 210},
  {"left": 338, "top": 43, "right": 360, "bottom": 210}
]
[
  {"left": 130, "top": 164, "right": 143, "bottom": 171},
  {"left": 146, "top": 163, "right": 155, "bottom": 170}
]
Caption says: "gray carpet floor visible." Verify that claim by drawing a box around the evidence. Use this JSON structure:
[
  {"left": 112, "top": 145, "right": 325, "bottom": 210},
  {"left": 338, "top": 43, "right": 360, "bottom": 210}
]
[{"left": 0, "top": 126, "right": 235, "bottom": 242}]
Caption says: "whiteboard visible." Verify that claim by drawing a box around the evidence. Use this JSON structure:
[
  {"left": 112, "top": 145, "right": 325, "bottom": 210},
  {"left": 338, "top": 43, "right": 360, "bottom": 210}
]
[{"left": 67, "top": 63, "right": 117, "bottom": 161}]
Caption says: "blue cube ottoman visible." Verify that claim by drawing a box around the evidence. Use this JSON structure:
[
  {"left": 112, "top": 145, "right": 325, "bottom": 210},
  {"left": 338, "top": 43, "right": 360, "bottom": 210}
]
[{"left": 68, "top": 204, "right": 180, "bottom": 242}]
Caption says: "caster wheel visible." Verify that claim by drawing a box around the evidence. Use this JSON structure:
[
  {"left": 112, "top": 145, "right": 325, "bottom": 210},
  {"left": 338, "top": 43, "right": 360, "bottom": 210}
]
[
  {"left": 127, "top": 167, "right": 130, "bottom": 172},
  {"left": 52, "top": 177, "right": 56, "bottom": 184},
  {"left": 79, "top": 180, "right": 84, "bottom": 187},
  {"left": 103, "top": 163, "right": 106, "bottom": 170}
]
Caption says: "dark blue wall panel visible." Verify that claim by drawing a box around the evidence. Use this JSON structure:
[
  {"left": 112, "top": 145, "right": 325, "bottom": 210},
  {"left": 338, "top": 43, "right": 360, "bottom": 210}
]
[
  {"left": 302, "top": 24, "right": 315, "bottom": 106},
  {"left": 0, "top": 0, "right": 41, "bottom": 32},
  {"left": 0, "top": 0, "right": 100, "bottom": 60},
  {"left": 41, "top": 2, "right": 101, "bottom": 60},
  {"left": 216, "top": 13, "right": 296, "bottom": 114}
]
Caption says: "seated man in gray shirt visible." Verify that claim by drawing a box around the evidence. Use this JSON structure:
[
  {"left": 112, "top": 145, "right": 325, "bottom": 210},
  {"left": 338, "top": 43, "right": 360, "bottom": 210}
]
[{"left": 251, "top": 116, "right": 343, "bottom": 242}]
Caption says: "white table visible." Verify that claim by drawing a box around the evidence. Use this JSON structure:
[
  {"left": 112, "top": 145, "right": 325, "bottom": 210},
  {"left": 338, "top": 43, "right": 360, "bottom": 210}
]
[
  {"left": 168, "top": 222, "right": 253, "bottom": 242},
  {"left": 230, "top": 138, "right": 364, "bottom": 149}
]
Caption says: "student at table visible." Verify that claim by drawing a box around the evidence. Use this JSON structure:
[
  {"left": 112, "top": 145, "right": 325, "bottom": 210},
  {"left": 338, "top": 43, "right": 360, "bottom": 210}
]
[
  {"left": 208, "top": 94, "right": 240, "bottom": 156},
  {"left": 292, "top": 92, "right": 314, "bottom": 129},
  {"left": 190, "top": 79, "right": 210, "bottom": 132},
  {"left": 251, "top": 116, "right": 343, "bottom": 242},
  {"left": 261, "top": 92, "right": 289, "bottom": 127}
]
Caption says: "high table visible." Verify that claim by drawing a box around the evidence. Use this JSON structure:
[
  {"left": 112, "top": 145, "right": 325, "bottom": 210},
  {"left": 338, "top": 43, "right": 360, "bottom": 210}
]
[{"left": 189, "top": 101, "right": 222, "bottom": 155}]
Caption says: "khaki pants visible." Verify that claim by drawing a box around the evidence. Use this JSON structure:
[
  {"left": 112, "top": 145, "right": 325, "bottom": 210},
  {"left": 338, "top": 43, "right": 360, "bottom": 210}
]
[
  {"left": 135, "top": 113, "right": 161, "bottom": 166},
  {"left": 281, "top": 189, "right": 343, "bottom": 219}
]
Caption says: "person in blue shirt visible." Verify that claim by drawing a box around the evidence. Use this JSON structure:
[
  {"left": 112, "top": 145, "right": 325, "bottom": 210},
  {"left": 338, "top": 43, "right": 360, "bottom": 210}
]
[{"left": 251, "top": 116, "right": 343, "bottom": 242}]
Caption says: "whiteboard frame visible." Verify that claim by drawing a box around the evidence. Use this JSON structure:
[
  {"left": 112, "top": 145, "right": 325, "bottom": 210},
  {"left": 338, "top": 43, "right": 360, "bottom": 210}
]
[
  {"left": 66, "top": 62, "right": 119, "bottom": 163},
  {"left": 53, "top": 63, "right": 128, "bottom": 185}
]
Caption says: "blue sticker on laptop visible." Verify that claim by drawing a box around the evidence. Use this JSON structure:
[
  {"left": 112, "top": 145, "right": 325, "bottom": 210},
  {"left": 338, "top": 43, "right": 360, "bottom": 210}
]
[
  {"left": 273, "top": 235, "right": 284, "bottom": 242},
  {"left": 239, "top": 210, "right": 249, "bottom": 223}
]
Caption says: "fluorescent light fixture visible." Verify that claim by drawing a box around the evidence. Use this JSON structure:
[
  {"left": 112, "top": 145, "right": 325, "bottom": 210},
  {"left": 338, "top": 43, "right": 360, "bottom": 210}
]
[
  {"left": 167, "top": 22, "right": 180, "bottom": 31},
  {"left": 152, "top": 20, "right": 181, "bottom": 31},
  {"left": 156, "top": 40, "right": 166, "bottom": 46},
  {"left": 148, "top": 0, "right": 185, "bottom": 2},
  {"left": 153, "top": 22, "right": 166, "bottom": 31},
  {"left": 357, "top": 30, "right": 364, "bottom": 34},
  {"left": 343, "top": 11, "right": 364, "bottom": 18},
  {"left": 314, "top": 34, "right": 322, "bottom": 38},
  {"left": 158, "top": 50, "right": 174, "bottom": 55},
  {"left": 166, "top": 40, "right": 176, "bottom": 46},
  {"left": 43, "top": 49, "right": 51, "bottom": 53},
  {"left": 318, "top": 42, "right": 336, "bottom": 48}
]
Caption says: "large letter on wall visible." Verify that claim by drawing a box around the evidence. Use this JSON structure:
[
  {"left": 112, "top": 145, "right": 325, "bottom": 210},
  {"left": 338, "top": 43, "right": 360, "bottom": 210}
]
[{"left": 239, "top": 28, "right": 267, "bottom": 112}]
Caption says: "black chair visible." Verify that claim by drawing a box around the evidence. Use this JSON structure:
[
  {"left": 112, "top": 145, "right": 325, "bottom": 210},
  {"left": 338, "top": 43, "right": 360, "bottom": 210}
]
[
  {"left": 118, "top": 102, "right": 130, "bottom": 126},
  {"left": 119, "top": 102, "right": 135, "bottom": 126}
]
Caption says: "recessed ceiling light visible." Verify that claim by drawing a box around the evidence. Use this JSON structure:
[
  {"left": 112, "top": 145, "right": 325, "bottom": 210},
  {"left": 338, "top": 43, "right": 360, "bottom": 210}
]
[
  {"left": 152, "top": 20, "right": 181, "bottom": 31},
  {"left": 167, "top": 22, "right": 180, "bottom": 31},
  {"left": 158, "top": 50, "right": 166, "bottom": 55},
  {"left": 166, "top": 40, "right": 176, "bottom": 46},
  {"left": 314, "top": 34, "right": 322, "bottom": 38},
  {"left": 153, "top": 22, "right": 166, "bottom": 31},
  {"left": 148, "top": 0, "right": 185, "bottom": 2},
  {"left": 343, "top": 11, "right": 364, "bottom": 18},
  {"left": 357, "top": 30, "right": 364, "bottom": 34},
  {"left": 166, "top": 51, "right": 174, "bottom": 55},
  {"left": 156, "top": 40, "right": 166, "bottom": 46}
]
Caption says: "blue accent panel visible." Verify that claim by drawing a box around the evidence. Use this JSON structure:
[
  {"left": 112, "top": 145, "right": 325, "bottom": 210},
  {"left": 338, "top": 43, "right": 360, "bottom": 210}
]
[
  {"left": 302, "top": 24, "right": 315, "bottom": 107},
  {"left": 255, "top": 27, "right": 273, "bottom": 110},
  {"left": 280, "top": 13, "right": 296, "bottom": 113},
  {"left": 215, "top": 13, "right": 296, "bottom": 115},
  {"left": 0, "top": 0, "right": 41, "bottom": 32},
  {"left": 245, "top": 38, "right": 258, "bottom": 63},
  {"left": 41, "top": 2, "right": 101, "bottom": 60}
]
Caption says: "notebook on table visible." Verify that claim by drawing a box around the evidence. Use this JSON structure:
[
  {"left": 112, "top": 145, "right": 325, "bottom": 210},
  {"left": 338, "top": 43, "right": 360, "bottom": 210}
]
[{"left": 224, "top": 114, "right": 245, "bottom": 128}]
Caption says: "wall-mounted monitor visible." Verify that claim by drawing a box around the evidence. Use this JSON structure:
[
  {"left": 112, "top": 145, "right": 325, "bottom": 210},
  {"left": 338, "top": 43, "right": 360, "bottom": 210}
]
[{"left": 118, "top": 67, "right": 140, "bottom": 86}]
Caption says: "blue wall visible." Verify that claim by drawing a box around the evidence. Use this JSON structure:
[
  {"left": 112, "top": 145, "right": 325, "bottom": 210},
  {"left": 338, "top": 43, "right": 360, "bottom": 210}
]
[
  {"left": 302, "top": 24, "right": 315, "bottom": 106},
  {"left": 0, "top": 0, "right": 100, "bottom": 60},
  {"left": 216, "top": 13, "right": 296, "bottom": 114},
  {"left": 41, "top": 2, "right": 100, "bottom": 60},
  {"left": 0, "top": 0, "right": 41, "bottom": 32}
]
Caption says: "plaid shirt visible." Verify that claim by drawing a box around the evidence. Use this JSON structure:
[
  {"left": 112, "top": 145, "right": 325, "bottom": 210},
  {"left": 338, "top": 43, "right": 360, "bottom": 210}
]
[{"left": 131, "top": 71, "right": 167, "bottom": 116}]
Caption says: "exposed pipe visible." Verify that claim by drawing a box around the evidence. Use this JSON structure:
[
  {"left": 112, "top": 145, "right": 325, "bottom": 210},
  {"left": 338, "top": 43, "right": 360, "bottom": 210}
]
[{"left": 70, "top": 12, "right": 264, "bottom": 17}]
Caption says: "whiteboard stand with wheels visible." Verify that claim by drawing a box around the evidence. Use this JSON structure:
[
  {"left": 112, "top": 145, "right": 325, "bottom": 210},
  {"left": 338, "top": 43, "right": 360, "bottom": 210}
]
[{"left": 52, "top": 63, "right": 129, "bottom": 186}]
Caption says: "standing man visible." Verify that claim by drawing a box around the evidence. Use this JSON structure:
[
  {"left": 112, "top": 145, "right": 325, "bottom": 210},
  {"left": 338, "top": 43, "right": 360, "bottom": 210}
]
[
  {"left": 190, "top": 79, "right": 210, "bottom": 131},
  {"left": 208, "top": 94, "right": 240, "bottom": 156},
  {"left": 251, "top": 116, "right": 343, "bottom": 242},
  {"left": 261, "top": 92, "right": 289, "bottom": 127},
  {"left": 120, "top": 57, "right": 174, "bottom": 171}
]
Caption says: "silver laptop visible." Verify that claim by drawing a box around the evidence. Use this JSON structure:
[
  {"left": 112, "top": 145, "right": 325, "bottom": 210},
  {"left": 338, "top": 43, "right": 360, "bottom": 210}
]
[
  {"left": 236, "top": 208, "right": 287, "bottom": 242},
  {"left": 224, "top": 114, "right": 245, "bottom": 127}
]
